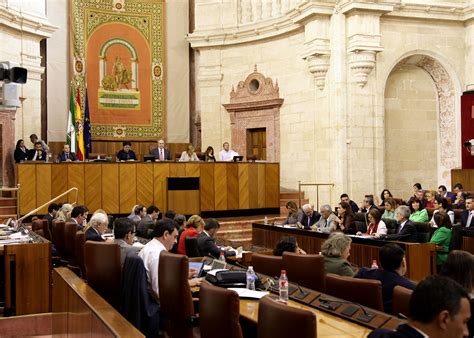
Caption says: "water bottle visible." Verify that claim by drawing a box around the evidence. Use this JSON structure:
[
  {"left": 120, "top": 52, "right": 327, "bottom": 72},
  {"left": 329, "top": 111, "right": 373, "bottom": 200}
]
[
  {"left": 219, "top": 250, "right": 226, "bottom": 262},
  {"left": 371, "top": 260, "right": 379, "bottom": 269},
  {"left": 246, "top": 266, "right": 256, "bottom": 290},
  {"left": 279, "top": 270, "right": 289, "bottom": 303}
]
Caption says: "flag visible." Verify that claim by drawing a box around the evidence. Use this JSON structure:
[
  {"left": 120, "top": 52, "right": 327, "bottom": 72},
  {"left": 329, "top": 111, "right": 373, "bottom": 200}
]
[
  {"left": 67, "top": 86, "right": 76, "bottom": 153},
  {"left": 75, "top": 88, "right": 85, "bottom": 161},
  {"left": 84, "top": 88, "right": 92, "bottom": 159}
]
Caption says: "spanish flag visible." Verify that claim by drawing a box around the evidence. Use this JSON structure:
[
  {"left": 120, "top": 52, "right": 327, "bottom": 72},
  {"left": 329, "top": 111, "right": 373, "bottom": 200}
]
[{"left": 75, "top": 88, "right": 85, "bottom": 161}]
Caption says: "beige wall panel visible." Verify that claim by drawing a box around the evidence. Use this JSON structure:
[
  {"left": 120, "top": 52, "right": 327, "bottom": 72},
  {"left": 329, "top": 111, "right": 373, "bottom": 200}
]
[
  {"left": 119, "top": 164, "right": 137, "bottom": 214},
  {"left": 185, "top": 163, "right": 201, "bottom": 177},
  {"left": 18, "top": 165, "right": 36, "bottom": 215},
  {"left": 153, "top": 164, "right": 170, "bottom": 211},
  {"left": 102, "top": 164, "right": 119, "bottom": 214},
  {"left": 169, "top": 163, "right": 186, "bottom": 177},
  {"left": 51, "top": 164, "right": 68, "bottom": 200},
  {"left": 84, "top": 165, "right": 102, "bottom": 213},
  {"left": 248, "top": 164, "right": 258, "bottom": 209},
  {"left": 265, "top": 164, "right": 280, "bottom": 208},
  {"left": 36, "top": 165, "right": 52, "bottom": 214},
  {"left": 226, "top": 164, "right": 239, "bottom": 210},
  {"left": 136, "top": 164, "right": 154, "bottom": 207},
  {"left": 238, "top": 164, "right": 249, "bottom": 210},
  {"left": 257, "top": 164, "right": 266, "bottom": 209},
  {"left": 200, "top": 163, "right": 215, "bottom": 211},
  {"left": 67, "top": 164, "right": 85, "bottom": 206},
  {"left": 214, "top": 164, "right": 227, "bottom": 210}
]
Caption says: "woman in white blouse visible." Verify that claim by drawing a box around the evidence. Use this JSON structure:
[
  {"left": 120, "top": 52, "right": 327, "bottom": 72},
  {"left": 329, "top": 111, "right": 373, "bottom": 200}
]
[{"left": 179, "top": 144, "right": 200, "bottom": 162}]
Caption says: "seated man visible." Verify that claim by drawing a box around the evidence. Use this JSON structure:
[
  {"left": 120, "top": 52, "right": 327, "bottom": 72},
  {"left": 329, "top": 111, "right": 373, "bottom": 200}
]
[
  {"left": 340, "top": 193, "right": 359, "bottom": 214},
  {"left": 197, "top": 218, "right": 235, "bottom": 258},
  {"left": 136, "top": 205, "right": 160, "bottom": 238},
  {"left": 113, "top": 217, "right": 141, "bottom": 268},
  {"left": 312, "top": 204, "right": 337, "bottom": 233},
  {"left": 58, "top": 144, "right": 77, "bottom": 162},
  {"left": 128, "top": 204, "right": 146, "bottom": 225},
  {"left": 218, "top": 142, "right": 239, "bottom": 161},
  {"left": 43, "top": 203, "right": 59, "bottom": 226},
  {"left": 300, "top": 204, "right": 321, "bottom": 230},
  {"left": 150, "top": 139, "right": 171, "bottom": 161},
  {"left": 27, "top": 141, "right": 47, "bottom": 161},
  {"left": 116, "top": 141, "right": 137, "bottom": 161},
  {"left": 139, "top": 218, "right": 201, "bottom": 300},
  {"left": 438, "top": 185, "right": 456, "bottom": 203},
  {"left": 384, "top": 206, "right": 418, "bottom": 243},
  {"left": 30, "top": 133, "right": 49, "bottom": 152},
  {"left": 368, "top": 275, "right": 470, "bottom": 338},
  {"left": 85, "top": 213, "right": 109, "bottom": 242},
  {"left": 461, "top": 195, "right": 474, "bottom": 228},
  {"left": 354, "top": 243, "right": 415, "bottom": 314},
  {"left": 359, "top": 195, "right": 378, "bottom": 213},
  {"left": 70, "top": 206, "right": 87, "bottom": 231}
]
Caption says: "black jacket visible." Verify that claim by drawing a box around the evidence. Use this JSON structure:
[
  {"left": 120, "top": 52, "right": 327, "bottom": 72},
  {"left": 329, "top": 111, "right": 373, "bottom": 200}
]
[
  {"left": 385, "top": 220, "right": 418, "bottom": 243},
  {"left": 58, "top": 151, "right": 78, "bottom": 162},
  {"left": 197, "top": 232, "right": 234, "bottom": 258}
]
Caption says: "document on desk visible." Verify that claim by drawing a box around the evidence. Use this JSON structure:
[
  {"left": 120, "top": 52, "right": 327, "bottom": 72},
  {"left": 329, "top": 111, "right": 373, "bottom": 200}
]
[{"left": 228, "top": 288, "right": 269, "bottom": 299}]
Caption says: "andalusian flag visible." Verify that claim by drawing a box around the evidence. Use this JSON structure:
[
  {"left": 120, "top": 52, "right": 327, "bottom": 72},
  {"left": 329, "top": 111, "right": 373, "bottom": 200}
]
[
  {"left": 67, "top": 86, "right": 76, "bottom": 153},
  {"left": 75, "top": 88, "right": 85, "bottom": 161}
]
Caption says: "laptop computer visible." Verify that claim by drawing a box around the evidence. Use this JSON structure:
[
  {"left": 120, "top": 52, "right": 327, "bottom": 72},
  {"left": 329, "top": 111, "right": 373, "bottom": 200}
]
[
  {"left": 233, "top": 155, "right": 244, "bottom": 162},
  {"left": 189, "top": 261, "right": 205, "bottom": 278}
]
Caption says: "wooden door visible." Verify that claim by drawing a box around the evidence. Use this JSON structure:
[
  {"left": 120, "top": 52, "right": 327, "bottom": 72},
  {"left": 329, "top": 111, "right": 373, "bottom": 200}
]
[{"left": 246, "top": 128, "right": 266, "bottom": 160}]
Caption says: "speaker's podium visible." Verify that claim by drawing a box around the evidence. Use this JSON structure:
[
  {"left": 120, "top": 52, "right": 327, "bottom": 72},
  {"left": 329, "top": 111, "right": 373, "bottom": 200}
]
[{"left": 167, "top": 177, "right": 200, "bottom": 215}]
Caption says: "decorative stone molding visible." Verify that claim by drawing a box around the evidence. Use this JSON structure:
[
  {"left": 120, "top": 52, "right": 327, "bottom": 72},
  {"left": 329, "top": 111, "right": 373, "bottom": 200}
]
[
  {"left": 198, "top": 64, "right": 223, "bottom": 86},
  {"left": 307, "top": 54, "right": 330, "bottom": 90},
  {"left": 348, "top": 50, "right": 376, "bottom": 88},
  {"left": 222, "top": 67, "right": 283, "bottom": 162},
  {"left": 0, "top": 4, "right": 57, "bottom": 38}
]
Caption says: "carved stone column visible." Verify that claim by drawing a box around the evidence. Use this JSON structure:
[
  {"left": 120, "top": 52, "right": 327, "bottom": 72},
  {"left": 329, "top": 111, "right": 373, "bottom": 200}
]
[{"left": 222, "top": 67, "right": 283, "bottom": 162}]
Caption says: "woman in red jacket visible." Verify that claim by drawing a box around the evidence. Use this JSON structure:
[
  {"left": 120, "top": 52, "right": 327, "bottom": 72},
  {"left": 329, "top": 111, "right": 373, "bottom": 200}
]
[{"left": 177, "top": 215, "right": 205, "bottom": 255}]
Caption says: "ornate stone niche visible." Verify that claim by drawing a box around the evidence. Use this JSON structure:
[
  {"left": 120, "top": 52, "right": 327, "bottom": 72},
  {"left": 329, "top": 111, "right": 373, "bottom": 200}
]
[{"left": 223, "top": 68, "right": 283, "bottom": 162}]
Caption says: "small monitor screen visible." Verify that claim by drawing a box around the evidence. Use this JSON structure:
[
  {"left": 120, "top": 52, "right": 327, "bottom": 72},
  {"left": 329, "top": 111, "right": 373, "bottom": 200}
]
[
  {"left": 143, "top": 155, "right": 155, "bottom": 162},
  {"left": 233, "top": 156, "right": 244, "bottom": 162}
]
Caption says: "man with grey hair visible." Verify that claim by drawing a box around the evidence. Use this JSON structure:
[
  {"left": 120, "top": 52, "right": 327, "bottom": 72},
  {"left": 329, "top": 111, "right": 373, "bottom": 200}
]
[
  {"left": 300, "top": 204, "right": 321, "bottom": 230},
  {"left": 384, "top": 205, "right": 418, "bottom": 243},
  {"left": 85, "top": 212, "right": 109, "bottom": 242},
  {"left": 150, "top": 139, "right": 171, "bottom": 160},
  {"left": 313, "top": 205, "right": 337, "bottom": 233}
]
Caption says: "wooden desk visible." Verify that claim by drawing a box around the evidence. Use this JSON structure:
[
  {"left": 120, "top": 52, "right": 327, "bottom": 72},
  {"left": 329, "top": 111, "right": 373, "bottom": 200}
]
[
  {"left": 252, "top": 223, "right": 436, "bottom": 281},
  {"left": 16, "top": 162, "right": 279, "bottom": 215},
  {"left": 240, "top": 298, "right": 372, "bottom": 337},
  {"left": 2, "top": 232, "right": 51, "bottom": 315}
]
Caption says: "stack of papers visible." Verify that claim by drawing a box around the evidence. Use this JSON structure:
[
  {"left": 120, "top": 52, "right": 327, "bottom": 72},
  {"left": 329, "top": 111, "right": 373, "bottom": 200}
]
[{"left": 228, "top": 288, "right": 269, "bottom": 299}]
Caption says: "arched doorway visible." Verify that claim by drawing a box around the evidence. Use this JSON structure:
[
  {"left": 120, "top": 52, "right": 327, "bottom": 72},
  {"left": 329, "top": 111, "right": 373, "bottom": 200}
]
[{"left": 384, "top": 54, "right": 459, "bottom": 197}]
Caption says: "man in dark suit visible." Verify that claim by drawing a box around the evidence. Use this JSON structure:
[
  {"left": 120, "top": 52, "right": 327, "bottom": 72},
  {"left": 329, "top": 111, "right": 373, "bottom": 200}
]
[
  {"left": 340, "top": 193, "right": 359, "bottom": 214},
  {"left": 384, "top": 206, "right": 418, "bottom": 243},
  {"left": 27, "top": 141, "right": 47, "bottom": 161},
  {"left": 300, "top": 204, "right": 321, "bottom": 230},
  {"left": 58, "top": 144, "right": 78, "bottom": 162},
  {"left": 85, "top": 213, "right": 108, "bottom": 242},
  {"left": 437, "top": 185, "right": 456, "bottom": 203},
  {"left": 354, "top": 243, "right": 415, "bottom": 314},
  {"left": 461, "top": 195, "right": 474, "bottom": 228},
  {"left": 368, "top": 275, "right": 470, "bottom": 338},
  {"left": 150, "top": 139, "right": 171, "bottom": 161},
  {"left": 359, "top": 195, "right": 379, "bottom": 213},
  {"left": 197, "top": 218, "right": 235, "bottom": 258},
  {"left": 43, "top": 203, "right": 59, "bottom": 225}
]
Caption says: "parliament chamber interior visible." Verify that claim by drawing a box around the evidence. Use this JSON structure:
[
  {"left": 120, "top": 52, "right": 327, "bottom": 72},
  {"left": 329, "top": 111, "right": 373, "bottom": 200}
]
[{"left": 2, "top": 0, "right": 474, "bottom": 337}]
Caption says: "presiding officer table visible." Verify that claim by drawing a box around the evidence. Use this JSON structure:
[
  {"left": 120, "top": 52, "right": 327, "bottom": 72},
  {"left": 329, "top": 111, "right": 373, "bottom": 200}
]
[
  {"left": 252, "top": 223, "right": 436, "bottom": 281},
  {"left": 16, "top": 162, "right": 279, "bottom": 216}
]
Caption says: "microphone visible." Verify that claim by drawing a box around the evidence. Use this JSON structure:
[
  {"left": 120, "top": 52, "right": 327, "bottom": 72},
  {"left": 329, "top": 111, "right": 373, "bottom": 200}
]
[{"left": 318, "top": 297, "right": 376, "bottom": 323}]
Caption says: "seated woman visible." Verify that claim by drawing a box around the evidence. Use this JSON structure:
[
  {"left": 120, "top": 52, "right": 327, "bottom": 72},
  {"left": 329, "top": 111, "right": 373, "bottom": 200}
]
[
  {"left": 379, "top": 189, "right": 393, "bottom": 207},
  {"left": 204, "top": 146, "right": 216, "bottom": 162},
  {"left": 334, "top": 201, "right": 356, "bottom": 234},
  {"left": 85, "top": 213, "right": 109, "bottom": 242},
  {"left": 440, "top": 250, "right": 474, "bottom": 337},
  {"left": 273, "top": 236, "right": 306, "bottom": 256},
  {"left": 321, "top": 232, "right": 356, "bottom": 276},
  {"left": 177, "top": 215, "right": 204, "bottom": 255},
  {"left": 179, "top": 144, "right": 200, "bottom": 162},
  {"left": 14, "top": 139, "right": 29, "bottom": 163},
  {"left": 408, "top": 197, "right": 429, "bottom": 223},
  {"left": 116, "top": 141, "right": 137, "bottom": 161},
  {"left": 358, "top": 209, "right": 387, "bottom": 237},
  {"left": 381, "top": 197, "right": 397, "bottom": 220},
  {"left": 424, "top": 190, "right": 436, "bottom": 209},
  {"left": 282, "top": 201, "right": 303, "bottom": 225},
  {"left": 430, "top": 196, "right": 455, "bottom": 226},
  {"left": 430, "top": 211, "right": 452, "bottom": 271}
]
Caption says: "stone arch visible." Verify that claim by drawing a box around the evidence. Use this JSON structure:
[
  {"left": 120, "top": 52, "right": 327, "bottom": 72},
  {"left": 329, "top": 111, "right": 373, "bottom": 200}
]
[{"left": 382, "top": 51, "right": 461, "bottom": 187}]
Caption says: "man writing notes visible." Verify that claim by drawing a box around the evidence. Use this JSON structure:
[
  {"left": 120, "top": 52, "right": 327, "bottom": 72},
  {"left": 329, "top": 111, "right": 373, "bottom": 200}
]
[{"left": 219, "top": 142, "right": 239, "bottom": 161}]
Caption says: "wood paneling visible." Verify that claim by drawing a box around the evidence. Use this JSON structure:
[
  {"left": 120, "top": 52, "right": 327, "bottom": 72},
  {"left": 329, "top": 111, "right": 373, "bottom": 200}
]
[
  {"left": 84, "top": 164, "right": 102, "bottom": 212},
  {"left": 35, "top": 165, "right": 51, "bottom": 214},
  {"left": 451, "top": 169, "right": 474, "bottom": 191},
  {"left": 200, "top": 164, "right": 214, "bottom": 211},
  {"left": 136, "top": 164, "right": 154, "bottom": 207},
  {"left": 227, "top": 164, "right": 239, "bottom": 210},
  {"left": 168, "top": 190, "right": 200, "bottom": 215},
  {"left": 238, "top": 164, "right": 249, "bottom": 210},
  {"left": 102, "top": 164, "right": 119, "bottom": 214},
  {"left": 18, "top": 164, "right": 36, "bottom": 215},
  {"left": 16, "top": 162, "right": 279, "bottom": 215},
  {"left": 214, "top": 164, "right": 227, "bottom": 211},
  {"left": 67, "top": 164, "right": 85, "bottom": 205},
  {"left": 119, "top": 164, "right": 137, "bottom": 213},
  {"left": 153, "top": 163, "right": 169, "bottom": 211}
]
